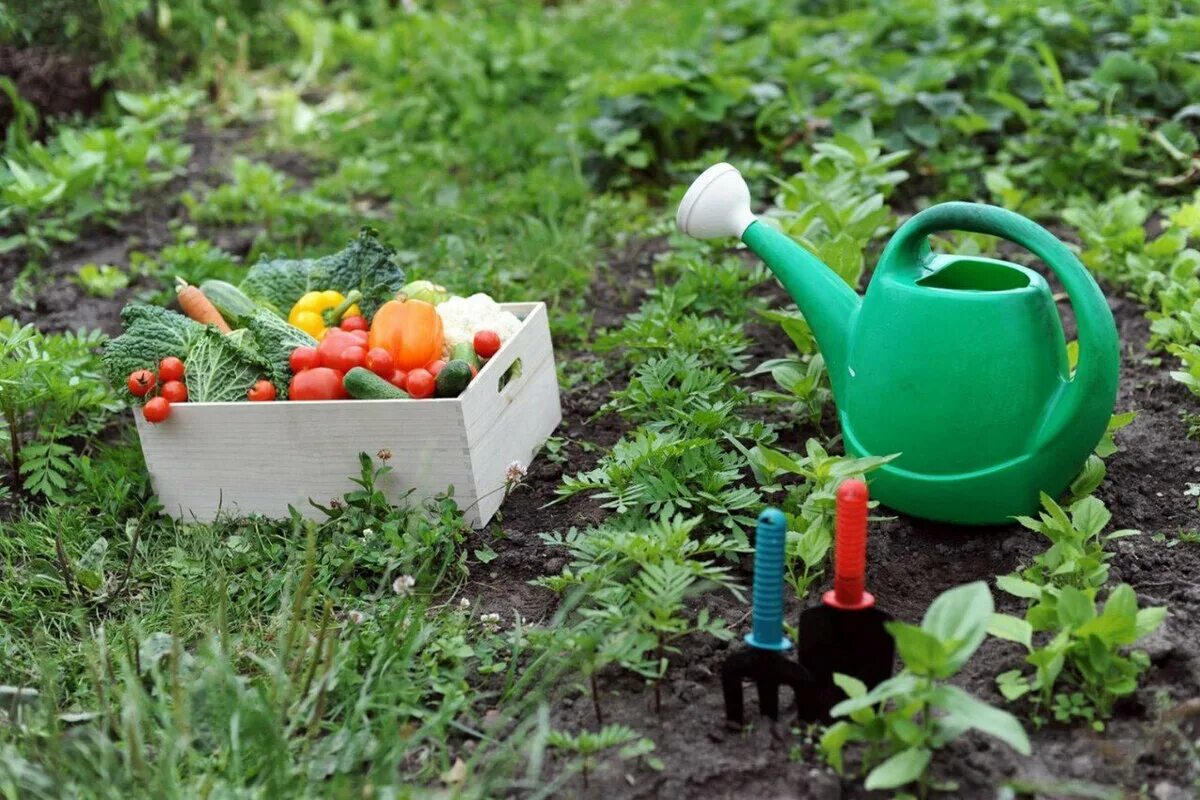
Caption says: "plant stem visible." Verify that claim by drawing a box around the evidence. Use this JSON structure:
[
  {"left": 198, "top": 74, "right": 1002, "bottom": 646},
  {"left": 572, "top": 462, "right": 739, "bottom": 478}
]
[{"left": 591, "top": 674, "right": 604, "bottom": 726}]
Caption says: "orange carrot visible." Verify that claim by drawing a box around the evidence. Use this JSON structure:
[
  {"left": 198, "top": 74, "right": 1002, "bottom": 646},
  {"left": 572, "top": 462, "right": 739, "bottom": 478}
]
[{"left": 175, "top": 277, "right": 232, "bottom": 333}]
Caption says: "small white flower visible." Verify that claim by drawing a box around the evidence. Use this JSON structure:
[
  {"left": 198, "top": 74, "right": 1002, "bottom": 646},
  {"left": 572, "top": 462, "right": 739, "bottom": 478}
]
[
  {"left": 458, "top": 597, "right": 471, "bottom": 611},
  {"left": 392, "top": 574, "right": 416, "bottom": 595},
  {"left": 347, "top": 610, "right": 366, "bottom": 625},
  {"left": 363, "top": 527, "right": 375, "bottom": 537},
  {"left": 505, "top": 461, "right": 527, "bottom": 484},
  {"left": 480, "top": 612, "right": 502, "bottom": 631}
]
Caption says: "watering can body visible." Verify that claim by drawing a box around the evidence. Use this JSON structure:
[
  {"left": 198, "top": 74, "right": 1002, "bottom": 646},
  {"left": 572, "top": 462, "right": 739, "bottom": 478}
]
[{"left": 679, "top": 164, "right": 1120, "bottom": 524}]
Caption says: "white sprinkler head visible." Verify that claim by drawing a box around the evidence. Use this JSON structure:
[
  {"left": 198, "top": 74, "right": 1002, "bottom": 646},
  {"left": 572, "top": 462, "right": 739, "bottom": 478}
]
[{"left": 675, "top": 162, "right": 757, "bottom": 239}]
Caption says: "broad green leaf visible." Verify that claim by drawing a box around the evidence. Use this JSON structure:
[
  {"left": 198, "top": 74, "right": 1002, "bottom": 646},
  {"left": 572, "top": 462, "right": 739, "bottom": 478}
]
[
  {"left": 1135, "top": 606, "right": 1167, "bottom": 638},
  {"left": 1056, "top": 587, "right": 1095, "bottom": 629},
  {"left": 864, "top": 747, "right": 931, "bottom": 791},
  {"left": 930, "top": 685, "right": 1031, "bottom": 756},
  {"left": 887, "top": 621, "right": 948, "bottom": 677},
  {"left": 988, "top": 613, "right": 1033, "bottom": 649},
  {"left": 921, "top": 581, "right": 993, "bottom": 674},
  {"left": 996, "top": 574, "right": 1043, "bottom": 600},
  {"left": 830, "top": 674, "right": 919, "bottom": 717},
  {"left": 819, "top": 721, "right": 860, "bottom": 774}
]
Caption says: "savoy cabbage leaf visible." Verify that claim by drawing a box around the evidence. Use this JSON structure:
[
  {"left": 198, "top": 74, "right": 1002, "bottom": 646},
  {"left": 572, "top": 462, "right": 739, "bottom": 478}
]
[
  {"left": 238, "top": 228, "right": 405, "bottom": 319},
  {"left": 245, "top": 309, "right": 316, "bottom": 398},
  {"left": 184, "top": 327, "right": 272, "bottom": 403},
  {"left": 101, "top": 305, "right": 202, "bottom": 391}
]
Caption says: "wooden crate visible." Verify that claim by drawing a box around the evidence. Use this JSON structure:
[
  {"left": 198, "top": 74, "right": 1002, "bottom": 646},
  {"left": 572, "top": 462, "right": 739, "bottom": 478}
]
[{"left": 134, "top": 302, "right": 561, "bottom": 528}]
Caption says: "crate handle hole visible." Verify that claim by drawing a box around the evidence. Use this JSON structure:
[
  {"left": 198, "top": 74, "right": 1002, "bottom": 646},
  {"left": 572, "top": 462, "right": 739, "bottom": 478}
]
[{"left": 498, "top": 358, "right": 523, "bottom": 393}]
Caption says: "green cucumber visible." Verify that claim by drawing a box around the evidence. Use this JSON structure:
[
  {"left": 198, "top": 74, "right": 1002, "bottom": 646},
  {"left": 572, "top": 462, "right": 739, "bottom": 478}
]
[
  {"left": 451, "top": 341, "right": 480, "bottom": 369},
  {"left": 435, "top": 360, "right": 473, "bottom": 397},
  {"left": 344, "top": 367, "right": 410, "bottom": 400},
  {"left": 201, "top": 280, "right": 262, "bottom": 326}
]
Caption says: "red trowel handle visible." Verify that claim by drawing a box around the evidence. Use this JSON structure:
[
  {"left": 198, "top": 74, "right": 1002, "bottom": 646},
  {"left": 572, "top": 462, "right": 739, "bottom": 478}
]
[{"left": 826, "top": 479, "right": 875, "bottom": 611}]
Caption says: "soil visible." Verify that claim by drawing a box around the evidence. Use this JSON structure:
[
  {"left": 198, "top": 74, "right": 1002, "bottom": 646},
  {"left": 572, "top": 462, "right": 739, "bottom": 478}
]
[
  {"left": 9, "top": 152, "right": 1200, "bottom": 796},
  {"left": 0, "top": 46, "right": 106, "bottom": 136}
]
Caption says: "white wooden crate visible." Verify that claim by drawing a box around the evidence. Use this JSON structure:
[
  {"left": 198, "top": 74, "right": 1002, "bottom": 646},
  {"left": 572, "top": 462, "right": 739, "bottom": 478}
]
[{"left": 134, "top": 302, "right": 561, "bottom": 528}]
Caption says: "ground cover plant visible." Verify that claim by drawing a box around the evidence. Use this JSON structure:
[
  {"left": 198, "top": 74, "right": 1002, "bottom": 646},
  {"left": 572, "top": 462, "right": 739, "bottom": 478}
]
[{"left": 2, "top": 1, "right": 1200, "bottom": 797}]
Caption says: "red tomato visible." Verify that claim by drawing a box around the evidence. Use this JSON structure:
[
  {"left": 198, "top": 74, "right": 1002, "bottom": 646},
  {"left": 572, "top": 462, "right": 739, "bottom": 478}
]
[
  {"left": 158, "top": 356, "right": 185, "bottom": 382},
  {"left": 317, "top": 332, "right": 356, "bottom": 368},
  {"left": 289, "top": 368, "right": 348, "bottom": 401},
  {"left": 339, "top": 315, "right": 369, "bottom": 332},
  {"left": 127, "top": 369, "right": 156, "bottom": 397},
  {"left": 290, "top": 346, "right": 320, "bottom": 372},
  {"left": 426, "top": 359, "right": 446, "bottom": 377},
  {"left": 473, "top": 330, "right": 501, "bottom": 359},
  {"left": 365, "top": 347, "right": 394, "bottom": 378},
  {"left": 469, "top": 364, "right": 478, "bottom": 379},
  {"left": 143, "top": 396, "right": 171, "bottom": 423},
  {"left": 161, "top": 380, "right": 188, "bottom": 403},
  {"left": 406, "top": 368, "right": 435, "bottom": 399},
  {"left": 389, "top": 369, "right": 408, "bottom": 391},
  {"left": 248, "top": 380, "right": 277, "bottom": 401},
  {"left": 335, "top": 345, "right": 367, "bottom": 373},
  {"left": 349, "top": 329, "right": 370, "bottom": 344}
]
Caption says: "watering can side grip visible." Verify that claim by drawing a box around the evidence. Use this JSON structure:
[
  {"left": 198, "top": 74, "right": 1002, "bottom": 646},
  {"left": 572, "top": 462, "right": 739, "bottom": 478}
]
[{"left": 876, "top": 203, "right": 1120, "bottom": 453}]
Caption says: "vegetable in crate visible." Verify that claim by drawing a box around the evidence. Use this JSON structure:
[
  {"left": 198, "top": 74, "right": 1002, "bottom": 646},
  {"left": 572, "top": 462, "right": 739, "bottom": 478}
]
[
  {"left": 185, "top": 327, "right": 273, "bottom": 403},
  {"left": 176, "top": 278, "right": 232, "bottom": 333},
  {"left": 199, "top": 280, "right": 278, "bottom": 327},
  {"left": 239, "top": 228, "right": 405, "bottom": 319},
  {"left": 344, "top": 367, "right": 410, "bottom": 400},
  {"left": 435, "top": 360, "right": 472, "bottom": 397},
  {"left": 399, "top": 279, "right": 450, "bottom": 305},
  {"left": 244, "top": 309, "right": 317, "bottom": 399},
  {"left": 369, "top": 299, "right": 444, "bottom": 370},
  {"left": 288, "top": 290, "right": 363, "bottom": 340},
  {"left": 437, "top": 294, "right": 521, "bottom": 349},
  {"left": 290, "top": 367, "right": 349, "bottom": 401},
  {"left": 102, "top": 305, "right": 202, "bottom": 392}
]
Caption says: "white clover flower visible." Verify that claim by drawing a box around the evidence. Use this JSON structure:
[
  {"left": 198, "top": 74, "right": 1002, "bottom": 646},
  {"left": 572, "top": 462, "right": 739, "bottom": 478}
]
[
  {"left": 393, "top": 575, "right": 416, "bottom": 595},
  {"left": 480, "top": 612, "right": 502, "bottom": 632},
  {"left": 458, "top": 597, "right": 471, "bottom": 611},
  {"left": 505, "top": 461, "right": 527, "bottom": 484},
  {"left": 347, "top": 610, "right": 366, "bottom": 625},
  {"left": 363, "top": 527, "right": 375, "bottom": 537}
]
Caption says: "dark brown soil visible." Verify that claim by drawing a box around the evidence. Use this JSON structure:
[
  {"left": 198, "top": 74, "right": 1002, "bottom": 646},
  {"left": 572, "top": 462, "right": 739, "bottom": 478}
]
[
  {"left": 0, "top": 46, "right": 106, "bottom": 135},
  {"left": 477, "top": 251, "right": 1200, "bottom": 798}
]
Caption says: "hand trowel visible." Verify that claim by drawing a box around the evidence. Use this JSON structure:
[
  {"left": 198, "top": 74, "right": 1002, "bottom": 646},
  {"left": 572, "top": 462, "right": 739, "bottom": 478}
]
[{"left": 796, "top": 478, "right": 895, "bottom": 721}]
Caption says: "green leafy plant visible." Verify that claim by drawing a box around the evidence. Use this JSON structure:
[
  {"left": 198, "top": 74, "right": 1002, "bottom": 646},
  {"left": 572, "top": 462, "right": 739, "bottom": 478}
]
[
  {"left": 73, "top": 263, "right": 130, "bottom": 299},
  {"left": 990, "top": 584, "right": 1166, "bottom": 729},
  {"left": 0, "top": 320, "right": 122, "bottom": 498},
  {"left": 546, "top": 724, "right": 658, "bottom": 788},
  {"left": 536, "top": 514, "right": 744, "bottom": 713},
  {"left": 822, "top": 582, "right": 1031, "bottom": 796}
]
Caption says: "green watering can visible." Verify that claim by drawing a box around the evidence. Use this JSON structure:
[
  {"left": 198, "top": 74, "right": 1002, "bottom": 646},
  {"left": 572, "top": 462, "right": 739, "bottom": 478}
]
[{"left": 677, "top": 163, "right": 1120, "bottom": 524}]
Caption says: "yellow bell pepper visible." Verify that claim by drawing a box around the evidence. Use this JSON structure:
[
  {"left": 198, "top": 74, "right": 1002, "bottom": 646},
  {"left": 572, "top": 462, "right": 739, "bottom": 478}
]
[{"left": 288, "top": 290, "right": 362, "bottom": 340}]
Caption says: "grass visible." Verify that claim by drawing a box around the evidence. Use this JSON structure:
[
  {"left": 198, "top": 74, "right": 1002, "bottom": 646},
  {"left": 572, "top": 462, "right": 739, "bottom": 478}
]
[{"left": 2, "top": 0, "right": 1200, "bottom": 796}]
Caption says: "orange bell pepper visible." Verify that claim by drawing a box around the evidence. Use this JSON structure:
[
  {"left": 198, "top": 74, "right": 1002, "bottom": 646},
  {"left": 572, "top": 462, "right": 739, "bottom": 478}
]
[{"left": 368, "top": 299, "right": 444, "bottom": 371}]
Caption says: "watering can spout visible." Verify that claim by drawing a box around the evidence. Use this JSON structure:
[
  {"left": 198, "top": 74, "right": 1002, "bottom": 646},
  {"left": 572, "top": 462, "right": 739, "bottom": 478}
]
[{"left": 677, "top": 163, "right": 860, "bottom": 385}]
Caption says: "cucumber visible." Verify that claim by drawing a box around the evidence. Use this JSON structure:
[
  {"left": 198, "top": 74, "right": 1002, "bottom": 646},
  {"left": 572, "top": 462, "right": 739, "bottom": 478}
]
[
  {"left": 435, "top": 360, "right": 473, "bottom": 397},
  {"left": 344, "top": 367, "right": 410, "bottom": 400},
  {"left": 201, "top": 280, "right": 261, "bottom": 326},
  {"left": 451, "top": 341, "right": 480, "bottom": 369}
]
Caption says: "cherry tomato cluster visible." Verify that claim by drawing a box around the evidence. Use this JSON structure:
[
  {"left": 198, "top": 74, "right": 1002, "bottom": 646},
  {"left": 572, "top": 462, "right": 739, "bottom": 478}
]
[{"left": 127, "top": 357, "right": 188, "bottom": 424}]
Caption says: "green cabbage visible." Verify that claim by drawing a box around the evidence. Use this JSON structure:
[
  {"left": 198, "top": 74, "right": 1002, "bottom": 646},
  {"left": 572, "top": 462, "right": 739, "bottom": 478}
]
[
  {"left": 239, "top": 228, "right": 406, "bottom": 319},
  {"left": 101, "top": 305, "right": 202, "bottom": 390},
  {"left": 184, "top": 326, "right": 272, "bottom": 403}
]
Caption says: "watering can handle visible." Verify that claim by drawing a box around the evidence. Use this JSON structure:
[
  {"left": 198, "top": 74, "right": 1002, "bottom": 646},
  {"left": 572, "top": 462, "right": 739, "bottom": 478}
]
[{"left": 878, "top": 202, "right": 1119, "bottom": 451}]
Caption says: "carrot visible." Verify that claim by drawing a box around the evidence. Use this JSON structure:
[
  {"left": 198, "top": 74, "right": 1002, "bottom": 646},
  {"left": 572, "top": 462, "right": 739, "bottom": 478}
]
[{"left": 176, "top": 277, "right": 232, "bottom": 333}]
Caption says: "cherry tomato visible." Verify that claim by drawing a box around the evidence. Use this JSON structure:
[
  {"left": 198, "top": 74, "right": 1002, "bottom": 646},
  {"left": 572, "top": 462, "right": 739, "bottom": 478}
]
[
  {"left": 473, "top": 330, "right": 501, "bottom": 359},
  {"left": 161, "top": 380, "right": 188, "bottom": 403},
  {"left": 317, "top": 331, "right": 356, "bottom": 368},
  {"left": 426, "top": 359, "right": 446, "bottom": 377},
  {"left": 143, "top": 396, "right": 171, "bottom": 423},
  {"left": 389, "top": 369, "right": 408, "bottom": 391},
  {"left": 127, "top": 369, "right": 156, "bottom": 397},
  {"left": 406, "top": 368, "right": 435, "bottom": 399},
  {"left": 290, "top": 346, "right": 320, "bottom": 373},
  {"left": 365, "top": 347, "right": 394, "bottom": 378},
  {"left": 248, "top": 379, "right": 277, "bottom": 401},
  {"left": 335, "top": 345, "right": 367, "bottom": 373},
  {"left": 289, "top": 368, "right": 348, "bottom": 401},
  {"left": 339, "top": 315, "right": 369, "bottom": 332},
  {"left": 158, "top": 356, "right": 185, "bottom": 382}
]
